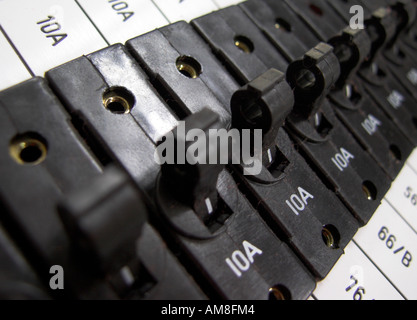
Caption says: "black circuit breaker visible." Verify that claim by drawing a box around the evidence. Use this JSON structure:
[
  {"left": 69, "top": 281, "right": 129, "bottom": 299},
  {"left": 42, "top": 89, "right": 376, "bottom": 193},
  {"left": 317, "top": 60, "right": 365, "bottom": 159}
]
[
  {"left": 243, "top": 0, "right": 414, "bottom": 180},
  {"left": 127, "top": 21, "right": 359, "bottom": 279},
  {"left": 46, "top": 38, "right": 316, "bottom": 300},
  {"left": 229, "top": 70, "right": 360, "bottom": 279},
  {"left": 282, "top": 0, "right": 417, "bottom": 146},
  {"left": 155, "top": 109, "right": 316, "bottom": 299},
  {"left": 191, "top": 5, "right": 392, "bottom": 224},
  {"left": 46, "top": 49, "right": 160, "bottom": 193},
  {"left": 0, "top": 78, "right": 206, "bottom": 300},
  {"left": 0, "top": 0, "right": 416, "bottom": 300},
  {"left": 0, "top": 78, "right": 106, "bottom": 299},
  {"left": 58, "top": 166, "right": 207, "bottom": 300}
]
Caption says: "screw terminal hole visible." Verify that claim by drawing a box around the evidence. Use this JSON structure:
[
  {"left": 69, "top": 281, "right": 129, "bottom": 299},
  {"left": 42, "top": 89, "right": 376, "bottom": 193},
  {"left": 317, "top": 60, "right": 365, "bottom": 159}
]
[
  {"left": 234, "top": 35, "right": 255, "bottom": 54},
  {"left": 275, "top": 18, "right": 292, "bottom": 32},
  {"left": 322, "top": 225, "right": 341, "bottom": 249},
  {"left": 176, "top": 56, "right": 202, "bottom": 79},
  {"left": 389, "top": 144, "right": 402, "bottom": 161},
  {"left": 9, "top": 133, "right": 48, "bottom": 166},
  {"left": 269, "top": 285, "right": 292, "bottom": 300},
  {"left": 103, "top": 87, "right": 135, "bottom": 114},
  {"left": 362, "top": 181, "right": 378, "bottom": 201}
]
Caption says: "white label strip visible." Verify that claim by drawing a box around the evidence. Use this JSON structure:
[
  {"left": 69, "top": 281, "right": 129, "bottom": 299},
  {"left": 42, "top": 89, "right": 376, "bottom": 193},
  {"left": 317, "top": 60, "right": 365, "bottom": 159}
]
[
  {"left": 354, "top": 200, "right": 417, "bottom": 299},
  {"left": 152, "top": 0, "right": 219, "bottom": 22},
  {"left": 0, "top": 0, "right": 108, "bottom": 76},
  {"left": 313, "top": 241, "right": 403, "bottom": 300},
  {"left": 77, "top": 0, "right": 169, "bottom": 45},
  {"left": 385, "top": 165, "right": 417, "bottom": 234},
  {"left": 0, "top": 30, "right": 31, "bottom": 91}
]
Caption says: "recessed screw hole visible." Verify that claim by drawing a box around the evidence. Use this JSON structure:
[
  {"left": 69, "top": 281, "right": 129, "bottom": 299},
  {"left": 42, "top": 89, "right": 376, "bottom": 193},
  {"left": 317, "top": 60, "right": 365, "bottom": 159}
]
[
  {"left": 176, "top": 56, "right": 202, "bottom": 79},
  {"left": 103, "top": 87, "right": 135, "bottom": 114},
  {"left": 362, "top": 181, "right": 378, "bottom": 201},
  {"left": 9, "top": 133, "right": 48, "bottom": 166},
  {"left": 234, "top": 35, "right": 255, "bottom": 54},
  {"left": 269, "top": 285, "right": 291, "bottom": 300},
  {"left": 389, "top": 144, "right": 402, "bottom": 161},
  {"left": 322, "top": 225, "right": 341, "bottom": 249},
  {"left": 275, "top": 18, "right": 292, "bottom": 32}
]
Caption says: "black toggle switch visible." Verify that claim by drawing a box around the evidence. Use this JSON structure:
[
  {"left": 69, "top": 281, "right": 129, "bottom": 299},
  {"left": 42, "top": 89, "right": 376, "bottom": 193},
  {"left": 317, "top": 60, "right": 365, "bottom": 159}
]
[
  {"left": 59, "top": 166, "right": 207, "bottom": 300},
  {"left": 229, "top": 69, "right": 359, "bottom": 279},
  {"left": 58, "top": 166, "right": 148, "bottom": 274},
  {"left": 0, "top": 78, "right": 117, "bottom": 299},
  {"left": 327, "top": 27, "right": 414, "bottom": 180},
  {"left": 155, "top": 109, "right": 316, "bottom": 299},
  {"left": 287, "top": 43, "right": 341, "bottom": 117},
  {"left": 231, "top": 69, "right": 293, "bottom": 168},
  {"left": 286, "top": 43, "right": 392, "bottom": 225},
  {"left": 160, "top": 108, "right": 225, "bottom": 222},
  {"left": 328, "top": 27, "right": 371, "bottom": 87}
]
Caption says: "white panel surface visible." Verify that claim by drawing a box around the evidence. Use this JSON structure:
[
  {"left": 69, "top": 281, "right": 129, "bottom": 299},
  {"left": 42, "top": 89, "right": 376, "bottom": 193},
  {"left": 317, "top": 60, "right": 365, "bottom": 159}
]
[
  {"left": 152, "top": 0, "right": 218, "bottom": 22},
  {"left": 77, "top": 0, "right": 169, "bottom": 44},
  {"left": 0, "top": 31, "right": 31, "bottom": 90},
  {"left": 0, "top": 0, "right": 107, "bottom": 76},
  {"left": 385, "top": 165, "right": 417, "bottom": 234},
  {"left": 355, "top": 200, "right": 417, "bottom": 299},
  {"left": 314, "top": 242, "right": 403, "bottom": 300}
]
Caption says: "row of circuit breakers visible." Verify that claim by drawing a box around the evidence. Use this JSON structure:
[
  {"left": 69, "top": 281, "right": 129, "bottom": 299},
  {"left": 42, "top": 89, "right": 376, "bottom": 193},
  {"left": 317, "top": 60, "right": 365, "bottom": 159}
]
[{"left": 0, "top": 0, "right": 416, "bottom": 300}]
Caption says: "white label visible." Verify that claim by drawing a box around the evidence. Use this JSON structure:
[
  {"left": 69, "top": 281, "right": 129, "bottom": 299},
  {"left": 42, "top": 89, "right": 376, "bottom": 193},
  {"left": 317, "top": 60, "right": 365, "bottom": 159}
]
[
  {"left": 0, "top": 31, "right": 31, "bottom": 90},
  {"left": 313, "top": 242, "right": 403, "bottom": 300},
  {"left": 285, "top": 187, "right": 314, "bottom": 216},
  {"left": 387, "top": 90, "right": 405, "bottom": 109},
  {"left": 152, "top": 0, "right": 218, "bottom": 22},
  {"left": 108, "top": 0, "right": 135, "bottom": 22},
  {"left": 331, "top": 148, "right": 355, "bottom": 172},
  {"left": 385, "top": 165, "right": 417, "bottom": 234},
  {"left": 354, "top": 200, "right": 417, "bottom": 300},
  {"left": 361, "top": 114, "right": 382, "bottom": 136},
  {"left": 0, "top": 0, "right": 107, "bottom": 76},
  {"left": 225, "top": 241, "right": 262, "bottom": 278},
  {"left": 77, "top": 0, "right": 168, "bottom": 44},
  {"left": 37, "top": 15, "right": 68, "bottom": 47}
]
